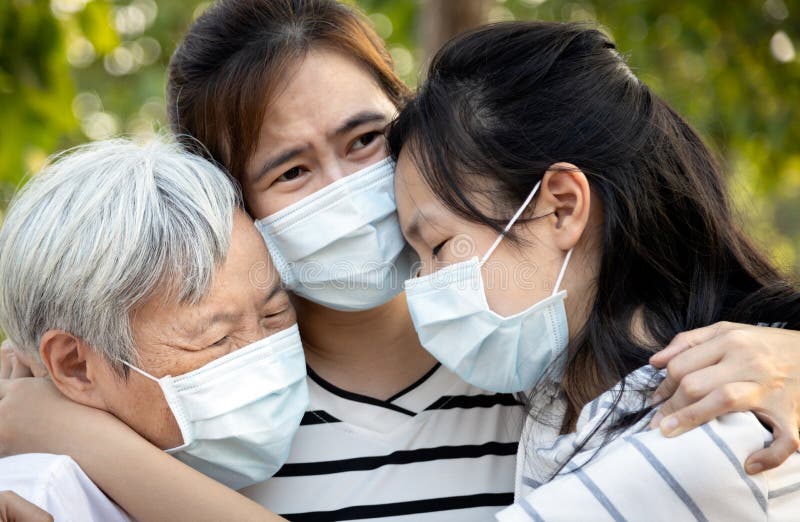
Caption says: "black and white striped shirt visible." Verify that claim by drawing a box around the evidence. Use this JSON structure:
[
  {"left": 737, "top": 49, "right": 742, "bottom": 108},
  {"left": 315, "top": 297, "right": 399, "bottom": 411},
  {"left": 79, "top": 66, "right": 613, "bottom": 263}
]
[
  {"left": 498, "top": 365, "right": 800, "bottom": 521},
  {"left": 241, "top": 363, "right": 526, "bottom": 521}
]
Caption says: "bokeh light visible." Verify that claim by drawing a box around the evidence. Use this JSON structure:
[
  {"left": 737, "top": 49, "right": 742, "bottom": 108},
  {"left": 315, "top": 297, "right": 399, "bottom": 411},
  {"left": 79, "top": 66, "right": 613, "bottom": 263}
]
[
  {"left": 771, "top": 31, "right": 797, "bottom": 63},
  {"left": 369, "top": 12, "right": 393, "bottom": 39},
  {"left": 66, "top": 36, "right": 96, "bottom": 67}
]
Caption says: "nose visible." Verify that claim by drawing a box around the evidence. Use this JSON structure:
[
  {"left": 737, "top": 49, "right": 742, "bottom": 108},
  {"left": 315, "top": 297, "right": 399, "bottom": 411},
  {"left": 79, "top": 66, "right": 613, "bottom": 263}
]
[{"left": 312, "top": 155, "right": 348, "bottom": 191}]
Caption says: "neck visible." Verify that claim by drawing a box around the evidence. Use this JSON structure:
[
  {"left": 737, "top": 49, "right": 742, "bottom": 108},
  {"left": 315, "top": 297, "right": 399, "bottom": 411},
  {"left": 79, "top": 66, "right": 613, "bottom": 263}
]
[
  {"left": 560, "top": 303, "right": 657, "bottom": 433},
  {"left": 295, "top": 293, "right": 437, "bottom": 401}
]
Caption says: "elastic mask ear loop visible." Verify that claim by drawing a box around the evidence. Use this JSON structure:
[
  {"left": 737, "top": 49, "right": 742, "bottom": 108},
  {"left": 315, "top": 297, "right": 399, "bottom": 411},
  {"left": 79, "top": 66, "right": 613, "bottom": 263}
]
[
  {"left": 479, "top": 180, "right": 543, "bottom": 267},
  {"left": 121, "top": 360, "right": 160, "bottom": 382},
  {"left": 551, "top": 248, "right": 573, "bottom": 297}
]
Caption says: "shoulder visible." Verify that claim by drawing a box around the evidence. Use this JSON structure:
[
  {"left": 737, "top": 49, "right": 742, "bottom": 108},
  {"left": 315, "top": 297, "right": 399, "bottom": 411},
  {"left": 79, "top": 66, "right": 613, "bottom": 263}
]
[
  {"left": 502, "top": 413, "right": 785, "bottom": 521},
  {"left": 0, "top": 453, "right": 131, "bottom": 521},
  {"left": 507, "top": 359, "right": 800, "bottom": 522},
  {"left": 0, "top": 453, "right": 79, "bottom": 496}
]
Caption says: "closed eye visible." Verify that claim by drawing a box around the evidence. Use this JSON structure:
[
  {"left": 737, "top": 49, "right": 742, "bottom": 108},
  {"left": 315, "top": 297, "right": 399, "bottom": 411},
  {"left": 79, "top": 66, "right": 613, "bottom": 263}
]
[
  {"left": 432, "top": 240, "right": 447, "bottom": 257},
  {"left": 264, "top": 309, "right": 288, "bottom": 319},
  {"left": 210, "top": 335, "right": 229, "bottom": 347}
]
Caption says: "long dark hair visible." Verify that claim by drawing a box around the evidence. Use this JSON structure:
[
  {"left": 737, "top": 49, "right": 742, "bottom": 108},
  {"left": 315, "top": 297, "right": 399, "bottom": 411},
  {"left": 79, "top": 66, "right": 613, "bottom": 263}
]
[
  {"left": 167, "top": 0, "right": 411, "bottom": 180},
  {"left": 388, "top": 21, "right": 800, "bottom": 434}
]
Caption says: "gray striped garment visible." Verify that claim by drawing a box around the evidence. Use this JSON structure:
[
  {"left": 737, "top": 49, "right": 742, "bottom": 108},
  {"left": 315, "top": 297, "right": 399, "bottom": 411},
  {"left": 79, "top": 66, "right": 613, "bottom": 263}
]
[{"left": 497, "top": 366, "right": 800, "bottom": 521}]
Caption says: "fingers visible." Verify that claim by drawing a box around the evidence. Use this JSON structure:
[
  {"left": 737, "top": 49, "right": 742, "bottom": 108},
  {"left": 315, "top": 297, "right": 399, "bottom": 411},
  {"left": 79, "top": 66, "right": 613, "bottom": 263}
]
[
  {"left": 650, "top": 335, "right": 727, "bottom": 405},
  {"left": 744, "top": 417, "right": 800, "bottom": 474},
  {"left": 0, "top": 343, "right": 34, "bottom": 380},
  {"left": 9, "top": 359, "right": 32, "bottom": 380},
  {"left": 0, "top": 346, "right": 11, "bottom": 380},
  {"left": 650, "top": 321, "right": 735, "bottom": 368},
  {"left": 0, "top": 491, "right": 54, "bottom": 522},
  {"left": 653, "top": 382, "right": 761, "bottom": 437},
  {"left": 652, "top": 363, "right": 733, "bottom": 424}
]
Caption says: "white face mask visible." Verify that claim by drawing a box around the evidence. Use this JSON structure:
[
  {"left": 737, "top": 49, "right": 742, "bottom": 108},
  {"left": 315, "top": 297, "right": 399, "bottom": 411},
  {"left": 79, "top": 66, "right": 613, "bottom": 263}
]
[
  {"left": 124, "top": 324, "right": 308, "bottom": 490},
  {"left": 255, "top": 158, "right": 419, "bottom": 312},
  {"left": 404, "top": 181, "right": 572, "bottom": 393}
]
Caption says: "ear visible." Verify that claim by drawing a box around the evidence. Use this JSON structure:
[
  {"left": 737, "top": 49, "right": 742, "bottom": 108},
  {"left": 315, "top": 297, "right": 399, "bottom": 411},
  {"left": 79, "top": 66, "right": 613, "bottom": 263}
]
[
  {"left": 39, "top": 330, "right": 108, "bottom": 410},
  {"left": 539, "top": 163, "right": 591, "bottom": 251}
]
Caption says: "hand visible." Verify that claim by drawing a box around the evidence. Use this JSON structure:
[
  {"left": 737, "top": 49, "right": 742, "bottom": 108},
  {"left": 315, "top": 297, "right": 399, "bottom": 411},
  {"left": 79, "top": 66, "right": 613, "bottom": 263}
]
[
  {"left": 0, "top": 491, "right": 52, "bottom": 522},
  {"left": 649, "top": 322, "right": 800, "bottom": 474},
  {"left": 0, "top": 342, "right": 32, "bottom": 379},
  {"left": 0, "top": 342, "right": 47, "bottom": 379}
]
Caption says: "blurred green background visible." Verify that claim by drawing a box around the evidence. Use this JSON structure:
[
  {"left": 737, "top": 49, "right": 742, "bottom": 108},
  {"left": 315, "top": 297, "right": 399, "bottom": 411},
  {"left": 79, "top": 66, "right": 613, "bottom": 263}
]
[{"left": 1, "top": 0, "right": 798, "bottom": 274}]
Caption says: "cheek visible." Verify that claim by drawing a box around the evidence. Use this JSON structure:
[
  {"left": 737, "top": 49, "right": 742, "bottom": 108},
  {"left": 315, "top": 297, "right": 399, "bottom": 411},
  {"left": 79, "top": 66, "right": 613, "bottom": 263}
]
[
  {"left": 350, "top": 147, "right": 389, "bottom": 172},
  {"left": 244, "top": 178, "right": 332, "bottom": 219},
  {"left": 102, "top": 372, "right": 183, "bottom": 450},
  {"left": 243, "top": 185, "right": 286, "bottom": 221},
  {"left": 480, "top": 247, "right": 556, "bottom": 317}
]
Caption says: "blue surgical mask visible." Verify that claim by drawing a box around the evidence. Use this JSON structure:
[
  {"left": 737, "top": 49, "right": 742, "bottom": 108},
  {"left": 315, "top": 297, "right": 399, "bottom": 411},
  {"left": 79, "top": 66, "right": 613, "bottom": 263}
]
[
  {"left": 255, "top": 158, "right": 419, "bottom": 312},
  {"left": 403, "top": 181, "right": 572, "bottom": 393},
  {"left": 124, "top": 324, "right": 308, "bottom": 490}
]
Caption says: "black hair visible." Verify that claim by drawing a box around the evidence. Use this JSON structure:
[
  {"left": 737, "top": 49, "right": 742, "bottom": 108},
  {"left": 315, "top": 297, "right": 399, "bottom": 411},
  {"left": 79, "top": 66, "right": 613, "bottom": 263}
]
[{"left": 388, "top": 21, "right": 800, "bottom": 455}]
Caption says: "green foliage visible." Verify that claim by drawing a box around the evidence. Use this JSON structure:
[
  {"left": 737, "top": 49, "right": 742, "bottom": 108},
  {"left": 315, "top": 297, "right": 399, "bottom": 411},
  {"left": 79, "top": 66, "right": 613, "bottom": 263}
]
[
  {"left": 1, "top": 0, "right": 77, "bottom": 193},
  {"left": 0, "top": 0, "right": 798, "bottom": 274}
]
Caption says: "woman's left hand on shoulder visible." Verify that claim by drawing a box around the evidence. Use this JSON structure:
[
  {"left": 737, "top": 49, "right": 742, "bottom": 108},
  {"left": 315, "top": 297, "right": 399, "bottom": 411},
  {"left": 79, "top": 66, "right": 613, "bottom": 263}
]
[{"left": 649, "top": 321, "right": 800, "bottom": 474}]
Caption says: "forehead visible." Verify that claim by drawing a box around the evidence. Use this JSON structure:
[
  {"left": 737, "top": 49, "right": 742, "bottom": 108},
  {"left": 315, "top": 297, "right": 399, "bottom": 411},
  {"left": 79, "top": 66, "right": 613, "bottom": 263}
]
[
  {"left": 394, "top": 148, "right": 446, "bottom": 230},
  {"left": 258, "top": 48, "right": 396, "bottom": 141},
  {"left": 395, "top": 148, "right": 503, "bottom": 240},
  {"left": 395, "top": 149, "right": 434, "bottom": 207}
]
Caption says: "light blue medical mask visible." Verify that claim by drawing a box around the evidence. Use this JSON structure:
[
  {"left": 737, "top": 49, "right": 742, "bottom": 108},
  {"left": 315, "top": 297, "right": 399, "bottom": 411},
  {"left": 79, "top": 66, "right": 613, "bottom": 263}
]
[
  {"left": 124, "top": 324, "right": 308, "bottom": 490},
  {"left": 404, "top": 181, "right": 572, "bottom": 393},
  {"left": 255, "top": 158, "right": 419, "bottom": 312}
]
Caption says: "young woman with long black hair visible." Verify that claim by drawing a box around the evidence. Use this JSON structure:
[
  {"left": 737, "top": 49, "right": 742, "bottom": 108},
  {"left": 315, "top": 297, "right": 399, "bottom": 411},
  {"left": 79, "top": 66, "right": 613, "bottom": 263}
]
[{"left": 388, "top": 21, "right": 800, "bottom": 519}]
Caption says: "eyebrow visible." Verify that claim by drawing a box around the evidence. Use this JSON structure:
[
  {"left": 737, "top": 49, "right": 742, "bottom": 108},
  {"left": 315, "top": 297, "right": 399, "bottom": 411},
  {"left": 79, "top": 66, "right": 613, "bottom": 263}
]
[
  {"left": 404, "top": 211, "right": 422, "bottom": 242},
  {"left": 330, "top": 111, "right": 388, "bottom": 138},
  {"left": 251, "top": 111, "right": 388, "bottom": 185},
  {"left": 262, "top": 281, "right": 284, "bottom": 305}
]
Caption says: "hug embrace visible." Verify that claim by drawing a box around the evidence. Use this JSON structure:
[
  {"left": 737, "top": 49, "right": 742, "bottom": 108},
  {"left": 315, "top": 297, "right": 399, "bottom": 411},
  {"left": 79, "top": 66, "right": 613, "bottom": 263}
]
[{"left": 0, "top": 1, "right": 799, "bottom": 521}]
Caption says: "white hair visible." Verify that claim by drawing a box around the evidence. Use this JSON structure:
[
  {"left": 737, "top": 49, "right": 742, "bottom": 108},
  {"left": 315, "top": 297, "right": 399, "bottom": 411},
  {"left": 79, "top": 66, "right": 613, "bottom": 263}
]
[{"left": 0, "top": 138, "right": 240, "bottom": 368}]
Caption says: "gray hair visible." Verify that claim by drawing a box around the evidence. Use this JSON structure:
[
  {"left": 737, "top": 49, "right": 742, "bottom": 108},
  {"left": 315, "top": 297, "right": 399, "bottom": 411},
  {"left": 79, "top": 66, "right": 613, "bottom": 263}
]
[{"left": 0, "top": 138, "right": 240, "bottom": 369}]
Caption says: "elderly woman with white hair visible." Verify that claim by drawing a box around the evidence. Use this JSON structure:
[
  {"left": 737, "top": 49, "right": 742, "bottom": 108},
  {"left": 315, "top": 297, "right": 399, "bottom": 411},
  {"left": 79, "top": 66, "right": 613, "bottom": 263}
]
[{"left": 0, "top": 138, "right": 308, "bottom": 521}]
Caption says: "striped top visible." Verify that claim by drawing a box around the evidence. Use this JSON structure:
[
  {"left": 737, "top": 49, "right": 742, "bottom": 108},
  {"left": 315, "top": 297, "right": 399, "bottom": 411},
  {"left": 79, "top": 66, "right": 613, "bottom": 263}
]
[
  {"left": 497, "top": 365, "right": 800, "bottom": 521},
  {"left": 241, "top": 363, "right": 526, "bottom": 521}
]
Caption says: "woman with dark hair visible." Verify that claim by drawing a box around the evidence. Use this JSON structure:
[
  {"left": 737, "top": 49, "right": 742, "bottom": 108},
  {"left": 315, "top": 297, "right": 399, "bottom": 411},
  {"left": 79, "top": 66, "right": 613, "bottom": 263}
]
[
  {"left": 164, "top": 1, "right": 527, "bottom": 519},
  {"left": 388, "top": 21, "right": 800, "bottom": 519},
  {"left": 1, "top": 3, "right": 800, "bottom": 521}
]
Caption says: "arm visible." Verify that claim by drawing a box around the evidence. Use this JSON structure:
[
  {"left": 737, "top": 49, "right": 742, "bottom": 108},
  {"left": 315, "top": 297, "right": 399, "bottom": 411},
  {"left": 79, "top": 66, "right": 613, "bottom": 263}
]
[
  {"left": 0, "top": 378, "right": 284, "bottom": 522},
  {"left": 648, "top": 322, "right": 800, "bottom": 473},
  {"left": 498, "top": 412, "right": 777, "bottom": 521}
]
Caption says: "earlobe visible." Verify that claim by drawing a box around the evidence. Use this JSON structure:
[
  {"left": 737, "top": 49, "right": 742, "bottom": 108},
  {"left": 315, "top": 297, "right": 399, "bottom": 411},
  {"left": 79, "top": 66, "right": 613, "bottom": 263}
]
[
  {"left": 39, "top": 330, "right": 107, "bottom": 410},
  {"left": 541, "top": 163, "right": 591, "bottom": 250}
]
